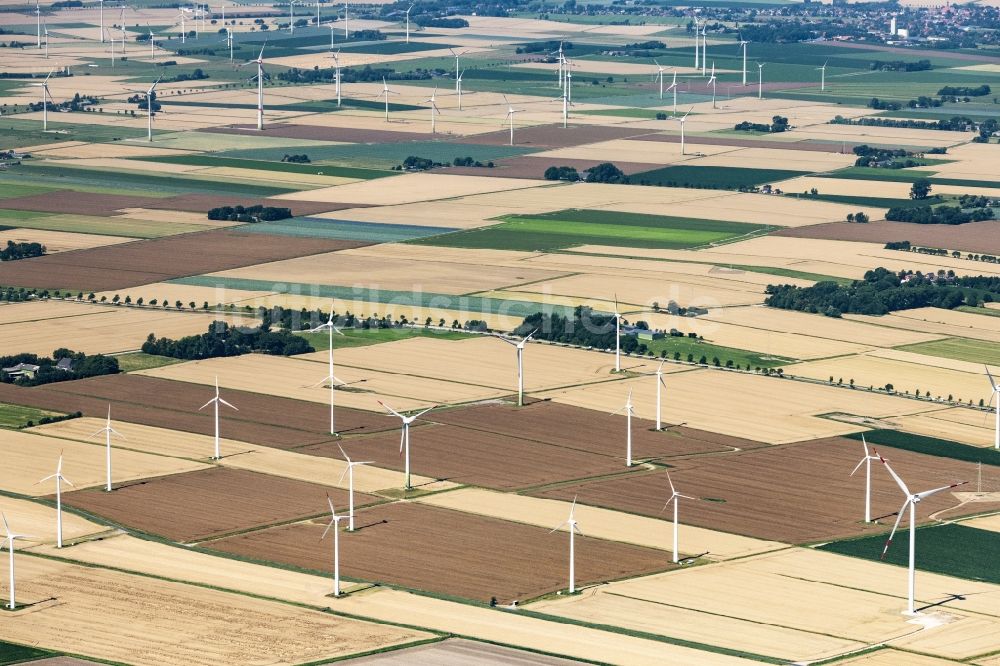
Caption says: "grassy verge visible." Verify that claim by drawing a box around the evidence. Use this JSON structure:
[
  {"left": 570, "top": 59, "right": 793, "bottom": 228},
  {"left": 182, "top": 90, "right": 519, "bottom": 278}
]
[
  {"left": 844, "top": 429, "right": 1000, "bottom": 466},
  {"left": 296, "top": 327, "right": 477, "bottom": 351},
  {"left": 114, "top": 352, "right": 185, "bottom": 373},
  {"left": 782, "top": 193, "right": 928, "bottom": 209},
  {"left": 726, "top": 265, "right": 853, "bottom": 286},
  {"left": 895, "top": 337, "right": 1000, "bottom": 367},
  {"left": 0, "top": 639, "right": 56, "bottom": 664},
  {"left": 818, "top": 524, "right": 999, "bottom": 584},
  {"left": 957, "top": 305, "right": 1000, "bottom": 319},
  {"left": 642, "top": 337, "right": 791, "bottom": 370},
  {"left": 0, "top": 403, "right": 64, "bottom": 429}
]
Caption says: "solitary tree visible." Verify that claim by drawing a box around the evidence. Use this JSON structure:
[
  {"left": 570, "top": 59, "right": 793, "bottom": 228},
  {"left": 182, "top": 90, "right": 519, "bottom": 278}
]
[{"left": 910, "top": 178, "right": 932, "bottom": 200}]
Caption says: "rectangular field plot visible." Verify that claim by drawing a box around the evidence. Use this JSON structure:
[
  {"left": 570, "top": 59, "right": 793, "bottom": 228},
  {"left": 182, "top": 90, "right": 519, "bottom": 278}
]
[
  {"left": 344, "top": 638, "right": 592, "bottom": 666},
  {"left": 0, "top": 557, "right": 428, "bottom": 666},
  {"left": 209, "top": 502, "right": 670, "bottom": 603},
  {"left": 897, "top": 337, "right": 1000, "bottom": 367},
  {"left": 62, "top": 467, "right": 377, "bottom": 542},
  {"left": 630, "top": 165, "right": 810, "bottom": 189},
  {"left": 233, "top": 217, "right": 458, "bottom": 243},
  {"left": 531, "top": 438, "right": 993, "bottom": 544}
]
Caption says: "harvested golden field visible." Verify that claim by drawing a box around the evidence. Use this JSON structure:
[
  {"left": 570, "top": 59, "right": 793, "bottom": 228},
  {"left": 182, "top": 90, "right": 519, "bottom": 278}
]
[
  {"left": 838, "top": 651, "right": 968, "bottom": 666},
  {"left": 95, "top": 282, "right": 271, "bottom": 309},
  {"left": 783, "top": 175, "right": 1000, "bottom": 199},
  {"left": 887, "top": 406, "right": 998, "bottom": 448},
  {"left": 0, "top": 301, "right": 238, "bottom": 356},
  {"left": 847, "top": 308, "right": 1000, "bottom": 344},
  {"left": 540, "top": 367, "right": 936, "bottom": 444},
  {"left": 961, "top": 514, "right": 1000, "bottom": 533},
  {"left": 26, "top": 142, "right": 189, "bottom": 159},
  {"left": 276, "top": 173, "right": 548, "bottom": 206},
  {"left": 0, "top": 229, "right": 135, "bottom": 253},
  {"left": 0, "top": 429, "right": 208, "bottom": 496},
  {"left": 788, "top": 123, "right": 967, "bottom": 148},
  {"left": 689, "top": 146, "right": 855, "bottom": 172},
  {"left": 789, "top": 353, "right": 992, "bottom": 404},
  {"left": 703, "top": 305, "right": 943, "bottom": 347},
  {"left": 210, "top": 249, "right": 567, "bottom": 296},
  {"left": 134, "top": 353, "right": 507, "bottom": 411},
  {"left": 333, "top": 588, "right": 762, "bottom": 666},
  {"left": 0, "top": 556, "right": 429, "bottom": 666},
  {"left": 0, "top": 495, "right": 107, "bottom": 546},
  {"left": 415, "top": 488, "right": 782, "bottom": 560}
]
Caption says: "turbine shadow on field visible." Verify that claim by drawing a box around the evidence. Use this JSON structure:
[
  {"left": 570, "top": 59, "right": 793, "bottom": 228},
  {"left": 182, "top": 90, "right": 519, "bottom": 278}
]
[
  {"left": 917, "top": 592, "right": 981, "bottom": 612},
  {"left": 350, "top": 518, "right": 390, "bottom": 532}
]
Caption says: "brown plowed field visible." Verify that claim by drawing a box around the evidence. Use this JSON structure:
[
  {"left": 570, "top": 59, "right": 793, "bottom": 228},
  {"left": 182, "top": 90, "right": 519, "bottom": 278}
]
[
  {"left": 0, "top": 374, "right": 397, "bottom": 448},
  {"left": 209, "top": 502, "right": 670, "bottom": 602},
  {"left": 775, "top": 220, "right": 1000, "bottom": 256},
  {"left": 460, "top": 124, "right": 656, "bottom": 149},
  {"left": 444, "top": 156, "right": 660, "bottom": 179},
  {"left": 0, "top": 229, "right": 366, "bottom": 291},
  {"left": 62, "top": 467, "right": 378, "bottom": 542},
  {"left": 430, "top": 402, "right": 762, "bottom": 459},
  {"left": 532, "top": 438, "right": 1000, "bottom": 544},
  {"left": 200, "top": 125, "right": 431, "bottom": 143}
]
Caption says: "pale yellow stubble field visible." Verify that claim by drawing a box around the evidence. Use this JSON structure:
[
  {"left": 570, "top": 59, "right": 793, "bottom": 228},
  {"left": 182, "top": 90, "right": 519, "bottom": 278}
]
[
  {"left": 788, "top": 123, "right": 967, "bottom": 148},
  {"left": 782, "top": 175, "right": 1000, "bottom": 199},
  {"left": 0, "top": 495, "right": 107, "bottom": 546},
  {"left": 276, "top": 173, "right": 550, "bottom": 205},
  {"left": 847, "top": 308, "right": 1000, "bottom": 344},
  {"left": 0, "top": 556, "right": 429, "bottom": 666},
  {"left": 0, "top": 228, "right": 134, "bottom": 252},
  {"left": 889, "top": 406, "right": 998, "bottom": 448},
  {"left": 540, "top": 367, "right": 939, "bottom": 443},
  {"left": 0, "top": 429, "right": 209, "bottom": 496}
]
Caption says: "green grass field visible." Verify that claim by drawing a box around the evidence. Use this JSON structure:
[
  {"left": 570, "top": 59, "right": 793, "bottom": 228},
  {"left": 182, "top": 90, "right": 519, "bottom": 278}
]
[
  {"left": 643, "top": 336, "right": 791, "bottom": 369},
  {"left": 896, "top": 337, "right": 1000, "bottom": 367},
  {"left": 957, "top": 305, "right": 1000, "bottom": 319},
  {"left": 0, "top": 213, "right": 213, "bottom": 239},
  {"left": 297, "top": 327, "right": 476, "bottom": 351},
  {"left": 631, "top": 165, "right": 810, "bottom": 189},
  {"left": 0, "top": 184, "right": 59, "bottom": 199},
  {"left": 819, "top": 524, "right": 999, "bottom": 585},
  {"left": 823, "top": 167, "right": 1000, "bottom": 190},
  {"left": 133, "top": 154, "right": 395, "bottom": 180},
  {"left": 409, "top": 209, "right": 770, "bottom": 252},
  {"left": 0, "top": 403, "right": 64, "bottom": 429},
  {"left": 0, "top": 118, "right": 150, "bottom": 145},
  {"left": 783, "top": 193, "right": 930, "bottom": 209},
  {"left": 844, "top": 430, "right": 1000, "bottom": 467},
  {"left": 114, "top": 352, "right": 185, "bottom": 373},
  {"left": 0, "top": 639, "right": 55, "bottom": 663}
]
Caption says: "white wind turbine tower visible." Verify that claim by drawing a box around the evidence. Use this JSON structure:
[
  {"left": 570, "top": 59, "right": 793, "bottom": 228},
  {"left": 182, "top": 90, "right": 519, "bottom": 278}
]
[
  {"left": 555, "top": 41, "right": 565, "bottom": 88},
  {"left": 379, "top": 401, "right": 436, "bottom": 490},
  {"left": 223, "top": 27, "right": 233, "bottom": 62},
  {"left": 125, "top": 75, "right": 160, "bottom": 142},
  {"left": 330, "top": 49, "right": 342, "bottom": 106},
  {"left": 456, "top": 69, "right": 465, "bottom": 110},
  {"left": 337, "top": 444, "right": 372, "bottom": 531},
  {"left": 307, "top": 306, "right": 345, "bottom": 435},
  {"left": 343, "top": 0, "right": 348, "bottom": 37},
  {"left": 320, "top": 495, "right": 345, "bottom": 597},
  {"left": 673, "top": 107, "right": 692, "bottom": 155},
  {"left": 850, "top": 434, "right": 879, "bottom": 523},
  {"left": 701, "top": 26, "right": 707, "bottom": 76},
  {"left": 610, "top": 389, "right": 636, "bottom": 467},
  {"left": 424, "top": 87, "right": 441, "bottom": 134},
  {"left": 612, "top": 294, "right": 622, "bottom": 372},
  {"left": 877, "top": 451, "right": 967, "bottom": 614},
  {"left": 43, "top": 22, "right": 48, "bottom": 59},
  {"left": 662, "top": 472, "right": 696, "bottom": 564},
  {"left": 404, "top": 4, "right": 413, "bottom": 43},
  {"left": 99, "top": 0, "right": 105, "bottom": 42},
  {"left": 707, "top": 61, "right": 717, "bottom": 109},
  {"left": 654, "top": 60, "right": 665, "bottom": 99},
  {"left": 377, "top": 77, "right": 398, "bottom": 122},
  {"left": 88, "top": 405, "right": 124, "bottom": 492},
  {"left": 449, "top": 48, "right": 467, "bottom": 93},
  {"left": 665, "top": 69, "right": 678, "bottom": 115},
  {"left": 692, "top": 18, "right": 698, "bottom": 70},
  {"left": 495, "top": 329, "right": 536, "bottom": 406},
  {"left": 240, "top": 44, "right": 267, "bottom": 130},
  {"left": 315, "top": 0, "right": 320, "bottom": 27},
  {"left": 550, "top": 497, "right": 582, "bottom": 594},
  {"left": 118, "top": 7, "right": 128, "bottom": 57},
  {"left": 555, "top": 76, "right": 572, "bottom": 128},
  {"left": 739, "top": 38, "right": 748, "bottom": 86},
  {"left": 177, "top": 8, "right": 190, "bottom": 42},
  {"left": 107, "top": 28, "right": 116, "bottom": 66},
  {"left": 653, "top": 360, "right": 667, "bottom": 431},
  {"left": 817, "top": 60, "right": 828, "bottom": 92},
  {"left": 146, "top": 24, "right": 158, "bottom": 61},
  {"left": 35, "top": 1, "right": 41, "bottom": 48},
  {"left": 2, "top": 514, "right": 30, "bottom": 610},
  {"left": 502, "top": 94, "right": 523, "bottom": 147},
  {"left": 565, "top": 67, "right": 573, "bottom": 104},
  {"left": 198, "top": 376, "right": 238, "bottom": 460},
  {"left": 984, "top": 365, "right": 999, "bottom": 449},
  {"left": 288, "top": 0, "right": 296, "bottom": 33},
  {"left": 757, "top": 62, "right": 765, "bottom": 99},
  {"left": 36, "top": 453, "right": 73, "bottom": 548},
  {"left": 33, "top": 71, "right": 53, "bottom": 131},
  {"left": 326, "top": 21, "right": 337, "bottom": 49}
]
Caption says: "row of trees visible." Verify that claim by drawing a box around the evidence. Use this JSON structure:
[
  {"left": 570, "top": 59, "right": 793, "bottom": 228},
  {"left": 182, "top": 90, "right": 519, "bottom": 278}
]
[
  {"left": 831, "top": 115, "right": 977, "bottom": 132},
  {"left": 206, "top": 205, "right": 291, "bottom": 222},
  {"left": 141, "top": 321, "right": 313, "bottom": 360},
  {"left": 886, "top": 204, "right": 994, "bottom": 225},
  {"left": 734, "top": 115, "right": 789, "bottom": 134}
]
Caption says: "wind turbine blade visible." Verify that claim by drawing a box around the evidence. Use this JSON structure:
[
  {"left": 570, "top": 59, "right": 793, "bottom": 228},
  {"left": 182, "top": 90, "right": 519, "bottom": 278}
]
[
  {"left": 494, "top": 334, "right": 517, "bottom": 347},
  {"left": 548, "top": 521, "right": 567, "bottom": 534},
  {"left": 986, "top": 365, "right": 998, "bottom": 390},
  {"left": 198, "top": 398, "right": 216, "bottom": 411},
  {"left": 218, "top": 397, "right": 238, "bottom": 411},
  {"left": 914, "top": 481, "right": 967, "bottom": 501},
  {"left": 666, "top": 472, "right": 676, "bottom": 496},
  {"left": 1, "top": 513, "right": 9, "bottom": 536},
  {"left": 881, "top": 499, "right": 910, "bottom": 559},
  {"left": 678, "top": 494, "right": 696, "bottom": 501},
  {"left": 62, "top": 476, "right": 74, "bottom": 487},
  {"left": 378, "top": 401, "right": 403, "bottom": 419},
  {"left": 36, "top": 474, "right": 56, "bottom": 484},
  {"left": 662, "top": 495, "right": 675, "bottom": 511},
  {"left": 337, "top": 443, "right": 351, "bottom": 464},
  {"left": 399, "top": 427, "right": 405, "bottom": 453},
  {"left": 524, "top": 328, "right": 538, "bottom": 342},
  {"left": 320, "top": 518, "right": 335, "bottom": 540},
  {"left": 412, "top": 405, "right": 437, "bottom": 419},
  {"left": 326, "top": 493, "right": 335, "bottom": 515},
  {"left": 877, "top": 453, "right": 911, "bottom": 497},
  {"left": 850, "top": 458, "right": 866, "bottom": 476}
]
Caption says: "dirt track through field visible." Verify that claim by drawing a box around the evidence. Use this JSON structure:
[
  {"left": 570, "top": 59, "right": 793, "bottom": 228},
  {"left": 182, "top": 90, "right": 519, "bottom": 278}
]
[
  {"left": 62, "top": 467, "right": 376, "bottom": 542},
  {"left": 209, "top": 502, "right": 671, "bottom": 602},
  {"left": 533, "top": 437, "right": 1000, "bottom": 543}
]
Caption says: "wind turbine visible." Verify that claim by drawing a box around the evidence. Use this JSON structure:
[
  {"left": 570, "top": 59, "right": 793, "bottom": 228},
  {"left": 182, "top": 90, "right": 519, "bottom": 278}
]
[
  {"left": 326, "top": 21, "right": 337, "bottom": 50},
  {"left": 377, "top": 77, "right": 397, "bottom": 122},
  {"left": 36, "top": 453, "right": 73, "bottom": 548},
  {"left": 404, "top": 4, "right": 413, "bottom": 43},
  {"left": 127, "top": 76, "right": 161, "bottom": 142},
  {"left": 550, "top": 497, "right": 582, "bottom": 594},
  {"left": 817, "top": 60, "right": 827, "bottom": 92},
  {"left": 288, "top": 0, "right": 296, "bottom": 33},
  {"left": 701, "top": 26, "right": 707, "bottom": 76},
  {"left": 35, "top": 1, "right": 41, "bottom": 49},
  {"left": 118, "top": 7, "right": 128, "bottom": 57},
  {"left": 307, "top": 305, "right": 345, "bottom": 435},
  {"left": 33, "top": 71, "right": 53, "bottom": 131},
  {"left": 88, "top": 405, "right": 124, "bottom": 492},
  {"left": 146, "top": 24, "right": 157, "bottom": 60},
  {"left": 553, "top": 41, "right": 565, "bottom": 88},
  {"left": 877, "top": 451, "right": 966, "bottom": 614},
  {"left": 2, "top": 514, "right": 30, "bottom": 610},
  {"left": 739, "top": 38, "right": 748, "bottom": 86},
  {"left": 378, "top": 401, "right": 436, "bottom": 490},
  {"left": 198, "top": 376, "right": 238, "bottom": 460},
  {"left": 425, "top": 87, "right": 441, "bottom": 134},
  {"left": 612, "top": 294, "right": 622, "bottom": 372},
  {"left": 654, "top": 60, "right": 665, "bottom": 100},
  {"left": 456, "top": 69, "right": 465, "bottom": 111},
  {"left": 331, "top": 49, "right": 342, "bottom": 106},
  {"left": 99, "top": 0, "right": 104, "bottom": 42},
  {"left": 757, "top": 62, "right": 765, "bottom": 99},
  {"left": 673, "top": 108, "right": 692, "bottom": 155},
  {"left": 662, "top": 472, "right": 696, "bottom": 564},
  {"left": 653, "top": 360, "right": 667, "bottom": 431},
  {"left": 315, "top": 0, "right": 320, "bottom": 26},
  {"left": 449, "top": 48, "right": 467, "bottom": 93},
  {"left": 42, "top": 22, "right": 48, "bottom": 59},
  {"left": 343, "top": 0, "right": 348, "bottom": 37},
  {"left": 502, "top": 94, "right": 523, "bottom": 147},
  {"left": 222, "top": 27, "right": 233, "bottom": 62},
  {"left": 985, "top": 365, "right": 999, "bottom": 450},
  {"left": 610, "top": 389, "right": 636, "bottom": 467},
  {"left": 240, "top": 44, "right": 267, "bottom": 130},
  {"left": 177, "top": 8, "right": 190, "bottom": 43},
  {"left": 555, "top": 77, "right": 572, "bottom": 128},
  {"left": 495, "top": 329, "right": 536, "bottom": 407},
  {"left": 665, "top": 69, "right": 678, "bottom": 114},
  {"left": 850, "top": 434, "right": 879, "bottom": 523},
  {"left": 337, "top": 444, "right": 372, "bottom": 532},
  {"left": 107, "top": 28, "right": 115, "bottom": 66},
  {"left": 320, "top": 495, "right": 345, "bottom": 597},
  {"left": 708, "top": 61, "right": 717, "bottom": 109},
  {"left": 692, "top": 18, "right": 698, "bottom": 70}
]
